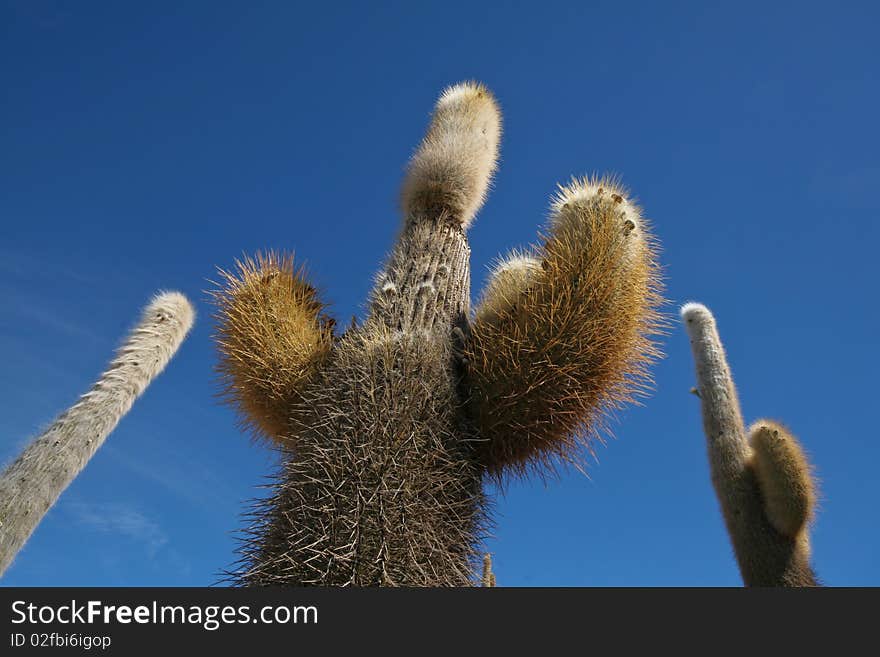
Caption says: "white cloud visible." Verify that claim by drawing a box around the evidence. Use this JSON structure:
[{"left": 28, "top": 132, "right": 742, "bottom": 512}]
[{"left": 66, "top": 501, "right": 169, "bottom": 558}]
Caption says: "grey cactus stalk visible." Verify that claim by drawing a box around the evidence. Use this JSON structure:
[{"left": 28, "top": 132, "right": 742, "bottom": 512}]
[
  {"left": 681, "top": 302, "right": 818, "bottom": 586},
  {"left": 0, "top": 292, "right": 195, "bottom": 577},
  {"left": 214, "top": 82, "right": 663, "bottom": 586}
]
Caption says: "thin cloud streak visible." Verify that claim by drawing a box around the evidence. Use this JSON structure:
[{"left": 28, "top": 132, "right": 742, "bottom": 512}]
[{"left": 66, "top": 500, "right": 169, "bottom": 558}]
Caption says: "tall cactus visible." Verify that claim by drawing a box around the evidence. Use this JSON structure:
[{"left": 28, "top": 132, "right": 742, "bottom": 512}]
[
  {"left": 214, "top": 82, "right": 663, "bottom": 586},
  {"left": 0, "top": 292, "right": 195, "bottom": 576},
  {"left": 681, "top": 302, "right": 818, "bottom": 586}
]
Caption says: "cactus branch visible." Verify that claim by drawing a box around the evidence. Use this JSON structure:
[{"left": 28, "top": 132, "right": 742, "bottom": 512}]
[
  {"left": 0, "top": 291, "right": 194, "bottom": 577},
  {"left": 681, "top": 302, "right": 818, "bottom": 586},
  {"left": 213, "top": 252, "right": 334, "bottom": 448},
  {"left": 464, "top": 178, "right": 663, "bottom": 478},
  {"left": 473, "top": 251, "right": 542, "bottom": 326},
  {"left": 748, "top": 420, "right": 816, "bottom": 540},
  {"left": 400, "top": 81, "right": 501, "bottom": 229}
]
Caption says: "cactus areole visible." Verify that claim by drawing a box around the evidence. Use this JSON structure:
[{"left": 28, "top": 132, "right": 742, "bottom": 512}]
[{"left": 214, "top": 82, "right": 663, "bottom": 586}]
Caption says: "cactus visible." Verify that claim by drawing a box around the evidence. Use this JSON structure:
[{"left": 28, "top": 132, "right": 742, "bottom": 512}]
[
  {"left": 0, "top": 292, "right": 195, "bottom": 577},
  {"left": 681, "top": 302, "right": 818, "bottom": 586},
  {"left": 481, "top": 553, "right": 496, "bottom": 587},
  {"left": 214, "top": 82, "right": 663, "bottom": 586}
]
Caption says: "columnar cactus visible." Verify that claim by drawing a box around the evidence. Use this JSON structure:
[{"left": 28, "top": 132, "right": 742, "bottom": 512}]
[
  {"left": 0, "top": 292, "right": 195, "bottom": 577},
  {"left": 681, "top": 302, "right": 818, "bottom": 586},
  {"left": 214, "top": 82, "right": 663, "bottom": 586},
  {"left": 481, "top": 553, "right": 496, "bottom": 587}
]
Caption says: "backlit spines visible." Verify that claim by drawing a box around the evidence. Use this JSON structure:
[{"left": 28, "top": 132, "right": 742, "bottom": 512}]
[
  {"left": 474, "top": 251, "right": 542, "bottom": 325},
  {"left": 748, "top": 420, "right": 816, "bottom": 540},
  {"left": 0, "top": 291, "right": 194, "bottom": 577},
  {"left": 464, "top": 178, "right": 663, "bottom": 478},
  {"left": 213, "top": 252, "right": 334, "bottom": 447}
]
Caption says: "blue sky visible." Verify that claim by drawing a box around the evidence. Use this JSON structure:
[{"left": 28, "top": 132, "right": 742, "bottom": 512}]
[{"left": 1, "top": 1, "right": 877, "bottom": 586}]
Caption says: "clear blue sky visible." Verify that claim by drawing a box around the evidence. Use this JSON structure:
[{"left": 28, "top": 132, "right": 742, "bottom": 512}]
[{"left": 2, "top": 1, "right": 877, "bottom": 586}]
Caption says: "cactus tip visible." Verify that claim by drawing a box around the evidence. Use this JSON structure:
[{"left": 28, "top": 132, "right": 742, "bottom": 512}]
[
  {"left": 147, "top": 290, "right": 195, "bottom": 328},
  {"left": 437, "top": 80, "right": 495, "bottom": 108},
  {"left": 679, "top": 301, "right": 710, "bottom": 322},
  {"left": 550, "top": 177, "right": 641, "bottom": 238},
  {"left": 401, "top": 80, "right": 501, "bottom": 228}
]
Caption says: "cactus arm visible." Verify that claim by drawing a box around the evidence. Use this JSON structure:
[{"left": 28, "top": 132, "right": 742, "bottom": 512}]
[
  {"left": 473, "top": 251, "right": 543, "bottom": 326},
  {"left": 748, "top": 420, "right": 816, "bottom": 540},
  {"left": 399, "top": 82, "right": 501, "bottom": 231},
  {"left": 368, "top": 82, "right": 501, "bottom": 334},
  {"left": 213, "top": 252, "right": 334, "bottom": 448},
  {"left": 681, "top": 303, "right": 817, "bottom": 586},
  {"left": 463, "top": 179, "right": 663, "bottom": 478},
  {"left": 680, "top": 303, "right": 750, "bottom": 479},
  {"left": 0, "top": 292, "right": 194, "bottom": 577}
]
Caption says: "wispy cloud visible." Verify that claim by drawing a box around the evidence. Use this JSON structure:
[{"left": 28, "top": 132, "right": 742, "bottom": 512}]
[
  {"left": 103, "top": 445, "right": 246, "bottom": 514},
  {"left": 0, "top": 292, "right": 106, "bottom": 346},
  {"left": 0, "top": 247, "right": 98, "bottom": 283},
  {"left": 0, "top": 249, "right": 108, "bottom": 347},
  {"left": 66, "top": 501, "right": 169, "bottom": 558}
]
